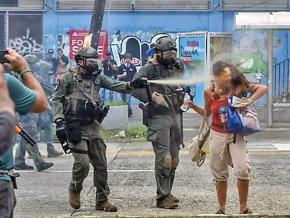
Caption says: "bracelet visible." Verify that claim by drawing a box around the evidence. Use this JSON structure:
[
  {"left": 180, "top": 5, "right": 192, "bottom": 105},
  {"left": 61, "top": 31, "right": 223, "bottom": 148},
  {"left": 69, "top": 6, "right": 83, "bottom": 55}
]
[{"left": 19, "top": 68, "right": 32, "bottom": 78}]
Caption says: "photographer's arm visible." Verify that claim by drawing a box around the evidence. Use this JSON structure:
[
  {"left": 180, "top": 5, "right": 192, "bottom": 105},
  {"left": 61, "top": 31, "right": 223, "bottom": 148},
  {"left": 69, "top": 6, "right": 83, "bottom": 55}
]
[
  {"left": 0, "top": 64, "right": 16, "bottom": 155},
  {"left": 5, "top": 48, "right": 48, "bottom": 113}
]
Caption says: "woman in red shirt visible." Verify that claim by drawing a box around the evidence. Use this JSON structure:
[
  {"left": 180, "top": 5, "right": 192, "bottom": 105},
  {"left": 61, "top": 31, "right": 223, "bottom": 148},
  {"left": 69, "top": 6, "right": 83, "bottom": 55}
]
[{"left": 186, "top": 61, "right": 267, "bottom": 214}]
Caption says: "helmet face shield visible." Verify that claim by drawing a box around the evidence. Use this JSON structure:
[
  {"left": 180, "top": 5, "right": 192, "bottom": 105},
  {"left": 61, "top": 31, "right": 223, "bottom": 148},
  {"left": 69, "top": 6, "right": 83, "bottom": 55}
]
[
  {"left": 162, "top": 49, "right": 177, "bottom": 60},
  {"left": 85, "top": 58, "right": 98, "bottom": 66}
]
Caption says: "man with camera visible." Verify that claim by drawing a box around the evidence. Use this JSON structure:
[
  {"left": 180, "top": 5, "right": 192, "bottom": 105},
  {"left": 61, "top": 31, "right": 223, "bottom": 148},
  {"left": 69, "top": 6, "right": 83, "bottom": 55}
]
[
  {"left": 52, "top": 46, "right": 139, "bottom": 212},
  {"left": 100, "top": 50, "right": 117, "bottom": 102},
  {"left": 0, "top": 48, "right": 48, "bottom": 217},
  {"left": 117, "top": 53, "right": 137, "bottom": 117}
]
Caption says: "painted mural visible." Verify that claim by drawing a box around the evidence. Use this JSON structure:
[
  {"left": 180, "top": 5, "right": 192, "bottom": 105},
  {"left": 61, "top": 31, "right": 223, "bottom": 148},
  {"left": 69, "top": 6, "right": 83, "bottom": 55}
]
[
  {"left": 232, "top": 30, "right": 268, "bottom": 83},
  {"left": 232, "top": 30, "right": 268, "bottom": 105}
]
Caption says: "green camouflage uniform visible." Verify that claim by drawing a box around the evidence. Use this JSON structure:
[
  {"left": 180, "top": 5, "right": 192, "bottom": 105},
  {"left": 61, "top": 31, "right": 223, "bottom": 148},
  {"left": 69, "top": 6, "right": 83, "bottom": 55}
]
[
  {"left": 52, "top": 71, "right": 131, "bottom": 202},
  {"left": 133, "top": 61, "right": 185, "bottom": 200}
]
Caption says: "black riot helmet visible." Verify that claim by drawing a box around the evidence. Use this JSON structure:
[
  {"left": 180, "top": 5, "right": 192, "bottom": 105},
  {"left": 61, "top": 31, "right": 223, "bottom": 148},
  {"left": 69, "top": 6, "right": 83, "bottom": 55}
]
[
  {"left": 75, "top": 47, "right": 100, "bottom": 79},
  {"left": 155, "top": 37, "right": 177, "bottom": 66},
  {"left": 155, "top": 37, "right": 177, "bottom": 52}
]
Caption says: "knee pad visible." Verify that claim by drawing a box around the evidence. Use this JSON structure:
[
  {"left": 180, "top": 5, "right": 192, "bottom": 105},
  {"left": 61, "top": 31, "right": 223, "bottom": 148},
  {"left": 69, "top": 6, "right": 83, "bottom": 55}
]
[
  {"left": 171, "top": 156, "right": 179, "bottom": 169},
  {"left": 163, "top": 153, "right": 172, "bottom": 168}
]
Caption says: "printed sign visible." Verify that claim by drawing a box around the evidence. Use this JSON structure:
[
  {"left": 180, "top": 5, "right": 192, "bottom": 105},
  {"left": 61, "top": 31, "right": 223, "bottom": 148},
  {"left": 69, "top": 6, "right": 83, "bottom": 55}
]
[{"left": 69, "top": 29, "right": 108, "bottom": 60}]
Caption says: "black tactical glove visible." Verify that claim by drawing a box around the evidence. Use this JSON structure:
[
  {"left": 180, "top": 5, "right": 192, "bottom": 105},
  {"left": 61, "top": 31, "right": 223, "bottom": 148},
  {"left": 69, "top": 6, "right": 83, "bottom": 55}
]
[
  {"left": 184, "top": 86, "right": 191, "bottom": 94},
  {"left": 130, "top": 78, "right": 148, "bottom": 89},
  {"left": 55, "top": 119, "right": 67, "bottom": 144}
]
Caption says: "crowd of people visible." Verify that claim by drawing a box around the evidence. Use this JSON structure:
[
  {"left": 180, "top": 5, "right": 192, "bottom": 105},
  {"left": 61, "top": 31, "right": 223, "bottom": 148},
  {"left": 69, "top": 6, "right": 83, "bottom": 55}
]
[{"left": 0, "top": 35, "right": 268, "bottom": 217}]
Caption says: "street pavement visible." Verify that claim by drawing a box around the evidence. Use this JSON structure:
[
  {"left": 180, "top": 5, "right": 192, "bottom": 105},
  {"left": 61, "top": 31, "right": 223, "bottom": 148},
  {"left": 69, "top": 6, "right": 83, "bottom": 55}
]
[
  {"left": 13, "top": 140, "right": 290, "bottom": 218},
  {"left": 13, "top": 106, "right": 290, "bottom": 218}
]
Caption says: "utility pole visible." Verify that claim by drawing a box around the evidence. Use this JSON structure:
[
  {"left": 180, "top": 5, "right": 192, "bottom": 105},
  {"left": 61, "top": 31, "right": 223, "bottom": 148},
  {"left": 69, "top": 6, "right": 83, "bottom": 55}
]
[{"left": 90, "top": 0, "right": 106, "bottom": 49}]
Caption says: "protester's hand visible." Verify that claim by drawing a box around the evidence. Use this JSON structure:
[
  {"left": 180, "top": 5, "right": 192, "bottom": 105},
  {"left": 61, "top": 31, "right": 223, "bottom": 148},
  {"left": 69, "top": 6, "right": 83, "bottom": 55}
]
[
  {"left": 232, "top": 98, "right": 253, "bottom": 108},
  {"left": 4, "top": 48, "right": 29, "bottom": 73},
  {"left": 130, "top": 78, "right": 148, "bottom": 89},
  {"left": 0, "top": 64, "right": 15, "bottom": 115}
]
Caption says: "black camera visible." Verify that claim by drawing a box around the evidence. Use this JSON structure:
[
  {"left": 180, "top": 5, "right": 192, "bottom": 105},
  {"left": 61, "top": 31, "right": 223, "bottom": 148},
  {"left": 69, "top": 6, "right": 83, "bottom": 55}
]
[{"left": 0, "top": 50, "right": 8, "bottom": 64}]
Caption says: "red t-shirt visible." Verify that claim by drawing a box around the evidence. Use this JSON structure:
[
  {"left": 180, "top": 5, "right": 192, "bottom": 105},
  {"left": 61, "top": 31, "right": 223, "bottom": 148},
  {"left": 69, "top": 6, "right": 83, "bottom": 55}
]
[{"left": 210, "top": 97, "right": 228, "bottom": 133}]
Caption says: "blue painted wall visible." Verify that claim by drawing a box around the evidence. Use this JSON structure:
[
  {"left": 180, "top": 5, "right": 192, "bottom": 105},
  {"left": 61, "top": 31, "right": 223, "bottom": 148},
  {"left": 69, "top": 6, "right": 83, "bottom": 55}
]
[{"left": 43, "top": 0, "right": 290, "bottom": 105}]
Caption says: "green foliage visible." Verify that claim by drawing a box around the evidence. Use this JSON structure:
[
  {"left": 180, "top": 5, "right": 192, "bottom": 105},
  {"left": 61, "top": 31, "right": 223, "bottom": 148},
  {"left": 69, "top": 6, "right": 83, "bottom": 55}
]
[
  {"left": 125, "top": 125, "right": 147, "bottom": 139},
  {"left": 101, "top": 125, "right": 148, "bottom": 141},
  {"left": 106, "top": 101, "right": 127, "bottom": 106}
]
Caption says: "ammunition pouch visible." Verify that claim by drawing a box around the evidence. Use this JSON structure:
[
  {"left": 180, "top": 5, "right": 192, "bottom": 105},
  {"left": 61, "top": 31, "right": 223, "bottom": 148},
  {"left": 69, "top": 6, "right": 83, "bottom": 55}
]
[
  {"left": 66, "top": 119, "right": 82, "bottom": 143},
  {"left": 65, "top": 99, "right": 109, "bottom": 125},
  {"left": 96, "top": 105, "right": 110, "bottom": 123},
  {"left": 76, "top": 99, "right": 95, "bottom": 124},
  {"left": 139, "top": 103, "right": 149, "bottom": 126}
]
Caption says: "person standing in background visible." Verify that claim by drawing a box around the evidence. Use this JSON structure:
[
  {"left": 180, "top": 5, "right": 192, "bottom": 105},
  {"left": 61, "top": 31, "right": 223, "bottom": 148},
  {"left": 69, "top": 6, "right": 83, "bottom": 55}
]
[
  {"left": 117, "top": 53, "right": 137, "bottom": 117},
  {"left": 55, "top": 48, "right": 69, "bottom": 83},
  {"left": 100, "top": 50, "right": 118, "bottom": 102},
  {"left": 45, "top": 49, "right": 58, "bottom": 86}
]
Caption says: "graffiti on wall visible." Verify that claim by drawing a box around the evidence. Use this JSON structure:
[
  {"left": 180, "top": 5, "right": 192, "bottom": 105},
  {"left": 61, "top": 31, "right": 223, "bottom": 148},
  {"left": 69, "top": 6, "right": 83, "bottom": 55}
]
[
  {"left": 110, "top": 32, "right": 177, "bottom": 66},
  {"left": 46, "top": 30, "right": 176, "bottom": 65},
  {"left": 9, "top": 29, "right": 43, "bottom": 54},
  {"left": 8, "top": 14, "right": 43, "bottom": 54}
]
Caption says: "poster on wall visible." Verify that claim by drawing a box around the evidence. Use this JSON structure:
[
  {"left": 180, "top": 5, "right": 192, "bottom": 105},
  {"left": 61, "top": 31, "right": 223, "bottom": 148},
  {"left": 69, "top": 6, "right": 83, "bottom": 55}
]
[
  {"left": 8, "top": 13, "right": 43, "bottom": 54},
  {"left": 232, "top": 30, "right": 268, "bottom": 83},
  {"left": 232, "top": 30, "right": 268, "bottom": 105},
  {"left": 178, "top": 32, "right": 206, "bottom": 106},
  {"left": 69, "top": 29, "right": 108, "bottom": 60}
]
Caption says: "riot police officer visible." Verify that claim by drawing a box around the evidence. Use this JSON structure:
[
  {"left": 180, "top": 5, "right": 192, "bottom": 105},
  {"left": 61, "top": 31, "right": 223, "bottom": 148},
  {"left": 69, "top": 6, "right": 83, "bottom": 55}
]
[
  {"left": 131, "top": 36, "right": 188, "bottom": 209},
  {"left": 52, "top": 47, "right": 134, "bottom": 212}
]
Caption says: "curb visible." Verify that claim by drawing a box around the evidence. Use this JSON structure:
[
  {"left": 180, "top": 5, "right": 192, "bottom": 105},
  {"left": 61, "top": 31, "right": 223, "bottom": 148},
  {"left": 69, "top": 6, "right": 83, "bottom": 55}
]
[{"left": 68, "top": 214, "right": 290, "bottom": 218}]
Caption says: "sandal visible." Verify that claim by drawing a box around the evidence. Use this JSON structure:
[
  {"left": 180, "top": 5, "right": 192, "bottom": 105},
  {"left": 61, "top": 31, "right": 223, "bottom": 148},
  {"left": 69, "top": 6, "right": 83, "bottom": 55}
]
[
  {"left": 216, "top": 208, "right": 226, "bottom": 214},
  {"left": 241, "top": 208, "right": 252, "bottom": 214}
]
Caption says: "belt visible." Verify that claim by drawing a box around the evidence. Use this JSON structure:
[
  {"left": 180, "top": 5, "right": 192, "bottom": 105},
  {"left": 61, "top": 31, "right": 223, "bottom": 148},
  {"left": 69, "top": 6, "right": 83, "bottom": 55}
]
[{"left": 0, "top": 169, "right": 19, "bottom": 178}]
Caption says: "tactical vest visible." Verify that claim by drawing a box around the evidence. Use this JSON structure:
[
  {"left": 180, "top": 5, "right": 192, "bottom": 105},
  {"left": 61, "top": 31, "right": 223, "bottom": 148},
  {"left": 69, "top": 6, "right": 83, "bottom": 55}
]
[
  {"left": 64, "top": 76, "right": 102, "bottom": 126},
  {"left": 145, "top": 63, "right": 185, "bottom": 115}
]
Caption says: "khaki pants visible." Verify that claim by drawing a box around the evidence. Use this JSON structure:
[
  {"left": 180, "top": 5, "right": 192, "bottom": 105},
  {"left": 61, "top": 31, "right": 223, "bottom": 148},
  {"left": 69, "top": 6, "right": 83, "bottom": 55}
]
[{"left": 208, "top": 129, "right": 250, "bottom": 181}]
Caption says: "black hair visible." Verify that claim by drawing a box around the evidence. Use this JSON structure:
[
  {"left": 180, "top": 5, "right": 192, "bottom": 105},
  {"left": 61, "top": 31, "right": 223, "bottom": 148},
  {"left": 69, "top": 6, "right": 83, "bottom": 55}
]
[
  {"left": 124, "top": 53, "right": 132, "bottom": 59},
  {"left": 212, "top": 61, "right": 249, "bottom": 88}
]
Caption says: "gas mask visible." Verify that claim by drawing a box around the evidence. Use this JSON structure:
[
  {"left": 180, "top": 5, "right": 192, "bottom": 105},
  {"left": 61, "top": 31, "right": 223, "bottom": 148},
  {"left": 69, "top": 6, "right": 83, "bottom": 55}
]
[
  {"left": 77, "top": 58, "right": 100, "bottom": 80},
  {"left": 157, "top": 49, "right": 177, "bottom": 67}
]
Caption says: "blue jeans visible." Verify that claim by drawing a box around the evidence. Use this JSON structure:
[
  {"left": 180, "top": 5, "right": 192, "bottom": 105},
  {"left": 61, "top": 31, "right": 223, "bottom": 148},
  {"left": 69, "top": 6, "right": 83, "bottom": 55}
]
[
  {"left": 38, "top": 120, "right": 55, "bottom": 152},
  {"left": 100, "top": 88, "right": 113, "bottom": 102},
  {"left": 15, "top": 124, "right": 45, "bottom": 169},
  {"left": 120, "top": 93, "right": 132, "bottom": 117}
]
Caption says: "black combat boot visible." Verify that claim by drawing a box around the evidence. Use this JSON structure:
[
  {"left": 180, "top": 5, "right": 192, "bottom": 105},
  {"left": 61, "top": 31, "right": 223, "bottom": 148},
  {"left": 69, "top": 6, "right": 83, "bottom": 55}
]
[
  {"left": 37, "top": 162, "right": 53, "bottom": 171},
  {"left": 47, "top": 149, "right": 63, "bottom": 158},
  {"left": 156, "top": 195, "right": 178, "bottom": 209},
  {"left": 69, "top": 190, "right": 81, "bottom": 209},
  {"left": 15, "top": 163, "right": 34, "bottom": 170},
  {"left": 95, "top": 200, "right": 117, "bottom": 212},
  {"left": 168, "top": 193, "right": 179, "bottom": 203}
]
